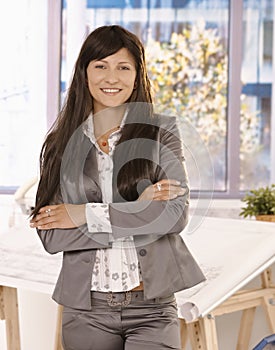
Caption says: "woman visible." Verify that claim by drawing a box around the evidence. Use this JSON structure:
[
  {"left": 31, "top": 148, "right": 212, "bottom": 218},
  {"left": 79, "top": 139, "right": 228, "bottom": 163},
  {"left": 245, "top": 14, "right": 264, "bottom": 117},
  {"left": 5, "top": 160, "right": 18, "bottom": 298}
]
[{"left": 30, "top": 25, "right": 205, "bottom": 350}]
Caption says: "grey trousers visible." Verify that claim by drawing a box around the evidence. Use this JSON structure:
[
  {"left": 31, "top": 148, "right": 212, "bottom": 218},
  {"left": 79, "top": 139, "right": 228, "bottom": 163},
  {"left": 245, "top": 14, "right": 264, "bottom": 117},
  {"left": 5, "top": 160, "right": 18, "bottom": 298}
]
[{"left": 62, "top": 291, "right": 182, "bottom": 350}]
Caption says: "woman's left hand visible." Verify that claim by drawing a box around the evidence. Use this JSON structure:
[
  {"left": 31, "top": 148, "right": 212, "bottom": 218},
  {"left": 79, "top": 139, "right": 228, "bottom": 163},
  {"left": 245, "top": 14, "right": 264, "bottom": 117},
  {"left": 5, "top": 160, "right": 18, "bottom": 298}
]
[
  {"left": 138, "top": 179, "right": 186, "bottom": 201},
  {"left": 30, "top": 204, "right": 86, "bottom": 230}
]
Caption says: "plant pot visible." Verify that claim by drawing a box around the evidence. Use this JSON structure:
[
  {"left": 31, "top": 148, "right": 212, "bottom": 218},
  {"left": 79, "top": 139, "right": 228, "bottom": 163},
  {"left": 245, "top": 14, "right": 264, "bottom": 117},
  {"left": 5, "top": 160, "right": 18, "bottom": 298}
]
[{"left": 256, "top": 215, "right": 275, "bottom": 223}]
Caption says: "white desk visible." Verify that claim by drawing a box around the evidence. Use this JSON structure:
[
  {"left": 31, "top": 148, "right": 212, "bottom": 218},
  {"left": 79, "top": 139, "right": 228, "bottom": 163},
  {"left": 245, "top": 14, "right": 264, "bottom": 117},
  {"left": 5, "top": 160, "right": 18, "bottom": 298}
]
[
  {"left": 176, "top": 216, "right": 275, "bottom": 321},
  {"left": 0, "top": 219, "right": 62, "bottom": 350},
  {"left": 176, "top": 216, "right": 275, "bottom": 349},
  {"left": 0, "top": 224, "right": 62, "bottom": 294}
]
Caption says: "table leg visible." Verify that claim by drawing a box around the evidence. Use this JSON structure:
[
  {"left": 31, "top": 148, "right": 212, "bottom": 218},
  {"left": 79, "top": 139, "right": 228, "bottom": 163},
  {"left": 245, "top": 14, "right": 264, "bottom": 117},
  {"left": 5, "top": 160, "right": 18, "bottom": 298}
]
[
  {"left": 198, "top": 315, "right": 219, "bottom": 350},
  {"left": 187, "top": 320, "right": 206, "bottom": 350},
  {"left": 180, "top": 319, "right": 188, "bottom": 349},
  {"left": 54, "top": 304, "right": 64, "bottom": 350},
  {"left": 236, "top": 307, "right": 256, "bottom": 350},
  {"left": 1, "top": 286, "right": 21, "bottom": 350},
  {"left": 263, "top": 295, "right": 275, "bottom": 332},
  {"left": 261, "top": 268, "right": 272, "bottom": 288},
  {"left": 0, "top": 285, "right": 5, "bottom": 320}
]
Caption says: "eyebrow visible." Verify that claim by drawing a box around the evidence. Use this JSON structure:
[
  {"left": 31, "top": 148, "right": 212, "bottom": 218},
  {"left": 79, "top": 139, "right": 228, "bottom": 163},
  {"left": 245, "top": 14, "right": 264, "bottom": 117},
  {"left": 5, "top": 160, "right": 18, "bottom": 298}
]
[{"left": 96, "top": 59, "right": 134, "bottom": 65}]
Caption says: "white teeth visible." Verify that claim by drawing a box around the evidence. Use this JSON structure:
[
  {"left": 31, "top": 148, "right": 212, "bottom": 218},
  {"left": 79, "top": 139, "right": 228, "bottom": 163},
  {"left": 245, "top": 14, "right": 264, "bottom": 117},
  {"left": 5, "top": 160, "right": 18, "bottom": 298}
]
[{"left": 102, "top": 88, "right": 120, "bottom": 93}]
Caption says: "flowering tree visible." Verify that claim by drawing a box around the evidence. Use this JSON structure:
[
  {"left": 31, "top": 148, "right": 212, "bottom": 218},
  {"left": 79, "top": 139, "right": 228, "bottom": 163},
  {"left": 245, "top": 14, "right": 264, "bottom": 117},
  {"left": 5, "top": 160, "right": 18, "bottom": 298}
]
[{"left": 145, "top": 20, "right": 261, "bottom": 186}]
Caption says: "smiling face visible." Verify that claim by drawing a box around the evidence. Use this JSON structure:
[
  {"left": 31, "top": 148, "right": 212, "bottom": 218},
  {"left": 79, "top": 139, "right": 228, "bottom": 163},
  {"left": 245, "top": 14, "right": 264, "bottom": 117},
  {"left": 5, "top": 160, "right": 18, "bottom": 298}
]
[{"left": 86, "top": 48, "right": 137, "bottom": 114}]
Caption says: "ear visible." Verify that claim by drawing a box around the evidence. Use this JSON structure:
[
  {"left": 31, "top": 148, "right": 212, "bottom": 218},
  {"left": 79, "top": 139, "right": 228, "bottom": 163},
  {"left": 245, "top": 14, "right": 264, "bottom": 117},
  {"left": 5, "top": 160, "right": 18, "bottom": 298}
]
[{"left": 133, "top": 81, "right": 137, "bottom": 90}]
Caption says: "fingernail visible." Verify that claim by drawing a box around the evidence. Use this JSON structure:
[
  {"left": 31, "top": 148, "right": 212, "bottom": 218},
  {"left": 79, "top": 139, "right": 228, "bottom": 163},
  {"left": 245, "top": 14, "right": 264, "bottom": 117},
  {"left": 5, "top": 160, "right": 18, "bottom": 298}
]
[
  {"left": 30, "top": 223, "right": 34, "bottom": 227},
  {"left": 175, "top": 180, "right": 181, "bottom": 185}
]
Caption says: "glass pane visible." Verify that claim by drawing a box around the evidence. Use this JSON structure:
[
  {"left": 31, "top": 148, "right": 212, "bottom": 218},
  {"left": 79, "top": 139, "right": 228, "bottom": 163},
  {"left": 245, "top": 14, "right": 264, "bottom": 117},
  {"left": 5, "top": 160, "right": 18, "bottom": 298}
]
[
  {"left": 240, "top": 0, "right": 273, "bottom": 190},
  {"left": 0, "top": 0, "right": 47, "bottom": 191},
  {"left": 61, "top": 0, "right": 229, "bottom": 192}
]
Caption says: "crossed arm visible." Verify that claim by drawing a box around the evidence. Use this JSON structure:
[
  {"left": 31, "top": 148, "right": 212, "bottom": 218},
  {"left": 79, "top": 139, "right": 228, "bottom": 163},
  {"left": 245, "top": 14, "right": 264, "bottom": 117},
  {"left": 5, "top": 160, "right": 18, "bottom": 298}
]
[
  {"left": 30, "top": 179, "right": 185, "bottom": 230},
  {"left": 30, "top": 117, "right": 190, "bottom": 253}
]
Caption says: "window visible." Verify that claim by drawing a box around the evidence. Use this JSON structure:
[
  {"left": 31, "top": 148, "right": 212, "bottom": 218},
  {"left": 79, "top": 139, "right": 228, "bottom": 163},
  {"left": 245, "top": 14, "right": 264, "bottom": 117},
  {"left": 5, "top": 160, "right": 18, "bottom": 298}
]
[
  {"left": 240, "top": 0, "right": 273, "bottom": 190},
  {"left": 61, "top": 0, "right": 230, "bottom": 194},
  {"left": 60, "top": 0, "right": 274, "bottom": 196},
  {"left": 1, "top": 0, "right": 274, "bottom": 197},
  {"left": 0, "top": 0, "right": 48, "bottom": 193}
]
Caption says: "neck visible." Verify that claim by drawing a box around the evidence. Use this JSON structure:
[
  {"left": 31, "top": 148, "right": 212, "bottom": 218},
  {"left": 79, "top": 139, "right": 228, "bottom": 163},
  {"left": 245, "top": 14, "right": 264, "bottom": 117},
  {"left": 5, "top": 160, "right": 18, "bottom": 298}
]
[{"left": 93, "top": 105, "right": 126, "bottom": 140}]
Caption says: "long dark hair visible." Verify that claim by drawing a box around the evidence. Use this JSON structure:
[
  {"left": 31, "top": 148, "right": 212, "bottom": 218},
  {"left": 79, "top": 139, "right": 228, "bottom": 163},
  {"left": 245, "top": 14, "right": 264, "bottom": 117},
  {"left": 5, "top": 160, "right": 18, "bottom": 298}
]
[{"left": 33, "top": 25, "right": 158, "bottom": 216}]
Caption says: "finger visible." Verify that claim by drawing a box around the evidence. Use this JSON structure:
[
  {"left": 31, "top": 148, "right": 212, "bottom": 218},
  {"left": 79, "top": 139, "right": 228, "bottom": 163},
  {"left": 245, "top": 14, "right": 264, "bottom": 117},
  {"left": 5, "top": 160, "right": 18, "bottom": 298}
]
[
  {"left": 155, "top": 185, "right": 184, "bottom": 194},
  {"left": 154, "top": 193, "right": 177, "bottom": 200},
  {"left": 153, "top": 188, "right": 186, "bottom": 200},
  {"left": 31, "top": 207, "right": 58, "bottom": 223},
  {"left": 154, "top": 185, "right": 186, "bottom": 195},
  {"left": 30, "top": 215, "right": 56, "bottom": 227},
  {"left": 38, "top": 205, "right": 59, "bottom": 214},
  {"left": 31, "top": 211, "right": 54, "bottom": 223},
  {"left": 157, "top": 179, "right": 181, "bottom": 186},
  {"left": 154, "top": 180, "right": 182, "bottom": 191},
  {"left": 37, "top": 222, "right": 55, "bottom": 230},
  {"left": 154, "top": 194, "right": 178, "bottom": 201},
  {"left": 36, "top": 205, "right": 62, "bottom": 222}
]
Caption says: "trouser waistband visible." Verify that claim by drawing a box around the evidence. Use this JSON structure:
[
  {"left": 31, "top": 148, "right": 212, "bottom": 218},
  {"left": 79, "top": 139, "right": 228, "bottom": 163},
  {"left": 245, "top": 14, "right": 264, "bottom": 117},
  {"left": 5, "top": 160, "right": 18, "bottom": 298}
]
[{"left": 90, "top": 290, "right": 175, "bottom": 307}]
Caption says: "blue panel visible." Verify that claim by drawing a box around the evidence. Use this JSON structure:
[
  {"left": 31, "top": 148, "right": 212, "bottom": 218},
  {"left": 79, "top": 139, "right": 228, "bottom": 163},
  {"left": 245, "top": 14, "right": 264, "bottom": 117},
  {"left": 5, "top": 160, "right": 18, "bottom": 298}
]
[
  {"left": 87, "top": 0, "right": 126, "bottom": 8},
  {"left": 172, "top": 0, "right": 193, "bottom": 8},
  {"left": 86, "top": 0, "right": 192, "bottom": 9},
  {"left": 242, "top": 83, "right": 272, "bottom": 98},
  {"left": 67, "top": 0, "right": 229, "bottom": 9}
]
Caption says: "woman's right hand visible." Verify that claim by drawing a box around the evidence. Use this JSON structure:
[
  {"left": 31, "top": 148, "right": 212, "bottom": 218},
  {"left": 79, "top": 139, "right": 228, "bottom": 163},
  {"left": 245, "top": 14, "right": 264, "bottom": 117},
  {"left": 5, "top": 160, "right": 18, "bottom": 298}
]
[{"left": 138, "top": 179, "right": 187, "bottom": 201}]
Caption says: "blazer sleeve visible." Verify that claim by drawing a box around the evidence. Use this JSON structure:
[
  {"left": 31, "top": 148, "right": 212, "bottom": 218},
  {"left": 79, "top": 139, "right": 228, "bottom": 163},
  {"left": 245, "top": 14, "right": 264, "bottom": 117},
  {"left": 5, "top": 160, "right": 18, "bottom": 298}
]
[
  {"left": 109, "top": 116, "right": 190, "bottom": 239},
  {"left": 37, "top": 224, "right": 111, "bottom": 254},
  {"left": 36, "top": 196, "right": 111, "bottom": 254}
]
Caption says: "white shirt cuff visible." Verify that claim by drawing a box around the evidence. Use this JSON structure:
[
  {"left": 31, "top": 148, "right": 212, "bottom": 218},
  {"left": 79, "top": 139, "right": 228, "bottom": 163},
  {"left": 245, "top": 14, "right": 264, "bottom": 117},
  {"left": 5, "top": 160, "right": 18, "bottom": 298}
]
[{"left": 85, "top": 203, "right": 112, "bottom": 234}]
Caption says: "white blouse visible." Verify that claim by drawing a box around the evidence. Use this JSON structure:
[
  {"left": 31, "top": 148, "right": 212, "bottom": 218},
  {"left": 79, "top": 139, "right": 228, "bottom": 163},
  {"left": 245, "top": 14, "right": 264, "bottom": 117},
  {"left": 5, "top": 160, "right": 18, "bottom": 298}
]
[{"left": 83, "top": 112, "right": 141, "bottom": 292}]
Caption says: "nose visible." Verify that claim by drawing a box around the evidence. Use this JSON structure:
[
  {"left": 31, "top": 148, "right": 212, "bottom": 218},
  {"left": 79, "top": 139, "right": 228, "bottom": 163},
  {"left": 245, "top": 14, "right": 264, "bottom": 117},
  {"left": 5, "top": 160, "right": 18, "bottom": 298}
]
[{"left": 104, "top": 69, "right": 119, "bottom": 84}]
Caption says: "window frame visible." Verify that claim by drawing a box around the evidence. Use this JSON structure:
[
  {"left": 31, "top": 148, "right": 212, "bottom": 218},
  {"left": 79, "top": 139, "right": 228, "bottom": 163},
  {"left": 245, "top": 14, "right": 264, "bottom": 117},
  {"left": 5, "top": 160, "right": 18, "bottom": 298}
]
[
  {"left": 271, "top": 1, "right": 275, "bottom": 185},
  {"left": 47, "top": 0, "right": 62, "bottom": 130},
  {"left": 221, "top": 0, "right": 243, "bottom": 198}
]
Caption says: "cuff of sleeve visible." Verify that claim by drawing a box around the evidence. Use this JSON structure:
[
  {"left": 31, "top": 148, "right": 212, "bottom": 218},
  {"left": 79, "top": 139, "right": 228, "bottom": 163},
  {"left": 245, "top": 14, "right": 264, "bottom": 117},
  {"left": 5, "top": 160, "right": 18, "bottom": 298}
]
[{"left": 85, "top": 203, "right": 112, "bottom": 233}]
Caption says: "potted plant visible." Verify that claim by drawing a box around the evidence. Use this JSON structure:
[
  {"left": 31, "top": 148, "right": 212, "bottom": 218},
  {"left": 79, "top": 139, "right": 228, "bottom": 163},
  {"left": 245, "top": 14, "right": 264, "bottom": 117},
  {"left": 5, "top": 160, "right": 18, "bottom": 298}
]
[{"left": 240, "top": 184, "right": 275, "bottom": 222}]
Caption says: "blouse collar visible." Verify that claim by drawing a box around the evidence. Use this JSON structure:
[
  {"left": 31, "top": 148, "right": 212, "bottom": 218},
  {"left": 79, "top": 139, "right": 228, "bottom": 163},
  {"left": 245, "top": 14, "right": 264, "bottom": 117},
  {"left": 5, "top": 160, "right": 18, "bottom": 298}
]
[{"left": 83, "top": 108, "right": 128, "bottom": 145}]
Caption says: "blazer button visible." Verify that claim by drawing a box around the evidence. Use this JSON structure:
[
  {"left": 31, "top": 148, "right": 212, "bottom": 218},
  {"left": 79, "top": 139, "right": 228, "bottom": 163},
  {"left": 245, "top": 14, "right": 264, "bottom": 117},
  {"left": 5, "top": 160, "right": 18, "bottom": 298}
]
[{"left": 139, "top": 249, "right": 147, "bottom": 257}]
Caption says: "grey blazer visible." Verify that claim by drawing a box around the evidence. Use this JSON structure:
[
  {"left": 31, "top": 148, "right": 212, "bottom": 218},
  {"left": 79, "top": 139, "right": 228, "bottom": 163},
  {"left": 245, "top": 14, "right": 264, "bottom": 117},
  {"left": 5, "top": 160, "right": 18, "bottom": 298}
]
[{"left": 37, "top": 114, "right": 205, "bottom": 310}]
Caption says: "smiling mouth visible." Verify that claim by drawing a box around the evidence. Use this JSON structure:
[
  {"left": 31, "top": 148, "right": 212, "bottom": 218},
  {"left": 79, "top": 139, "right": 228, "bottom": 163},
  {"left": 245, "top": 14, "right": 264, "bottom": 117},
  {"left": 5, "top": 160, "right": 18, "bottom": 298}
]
[{"left": 101, "top": 88, "right": 121, "bottom": 94}]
